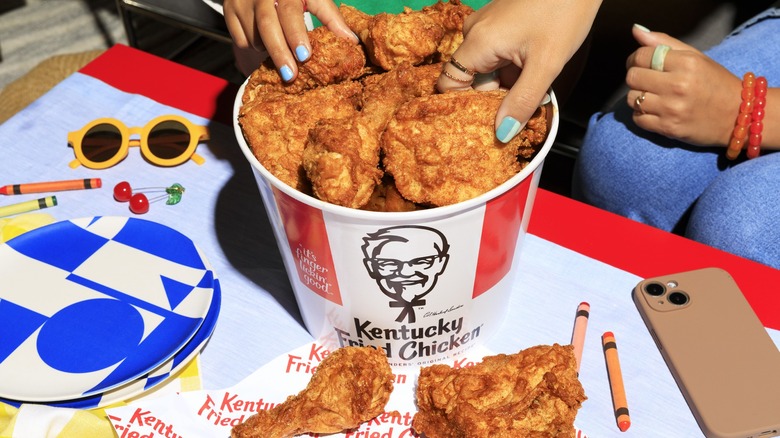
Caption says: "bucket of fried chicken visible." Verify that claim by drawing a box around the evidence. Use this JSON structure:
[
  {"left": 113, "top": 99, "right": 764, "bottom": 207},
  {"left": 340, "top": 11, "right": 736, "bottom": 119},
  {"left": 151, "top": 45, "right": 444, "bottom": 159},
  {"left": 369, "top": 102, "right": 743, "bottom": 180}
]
[{"left": 232, "top": 1, "right": 558, "bottom": 368}]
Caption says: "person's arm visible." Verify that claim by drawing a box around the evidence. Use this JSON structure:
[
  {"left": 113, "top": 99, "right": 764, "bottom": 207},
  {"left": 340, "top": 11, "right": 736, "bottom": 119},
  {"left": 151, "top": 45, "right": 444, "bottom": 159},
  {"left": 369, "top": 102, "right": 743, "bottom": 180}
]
[
  {"left": 437, "top": 0, "right": 603, "bottom": 142},
  {"left": 626, "top": 25, "right": 780, "bottom": 154}
]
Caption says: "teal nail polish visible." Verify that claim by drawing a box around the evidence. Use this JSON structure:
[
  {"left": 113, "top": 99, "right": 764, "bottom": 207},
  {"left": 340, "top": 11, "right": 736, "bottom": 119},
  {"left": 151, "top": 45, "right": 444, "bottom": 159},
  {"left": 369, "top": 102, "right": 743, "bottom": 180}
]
[
  {"left": 280, "top": 65, "right": 294, "bottom": 82},
  {"left": 295, "top": 45, "right": 310, "bottom": 62},
  {"left": 496, "top": 116, "right": 523, "bottom": 143}
]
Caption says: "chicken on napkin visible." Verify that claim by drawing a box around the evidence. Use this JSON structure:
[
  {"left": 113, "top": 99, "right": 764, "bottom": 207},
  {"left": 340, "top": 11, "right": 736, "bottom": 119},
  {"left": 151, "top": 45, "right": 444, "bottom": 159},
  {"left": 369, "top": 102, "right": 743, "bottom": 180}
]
[
  {"left": 412, "top": 344, "right": 587, "bottom": 438},
  {"left": 231, "top": 346, "right": 394, "bottom": 438}
]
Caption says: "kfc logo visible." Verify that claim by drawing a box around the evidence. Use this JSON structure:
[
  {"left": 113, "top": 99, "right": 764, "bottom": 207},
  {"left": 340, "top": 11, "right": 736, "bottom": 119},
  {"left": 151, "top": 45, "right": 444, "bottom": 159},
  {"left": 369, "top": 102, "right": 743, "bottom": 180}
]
[{"left": 361, "top": 226, "right": 450, "bottom": 323}]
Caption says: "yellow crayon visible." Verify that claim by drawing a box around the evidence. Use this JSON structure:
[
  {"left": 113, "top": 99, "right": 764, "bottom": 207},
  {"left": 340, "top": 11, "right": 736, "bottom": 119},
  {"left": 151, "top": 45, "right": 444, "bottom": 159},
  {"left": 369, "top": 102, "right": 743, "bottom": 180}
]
[{"left": 0, "top": 196, "right": 58, "bottom": 218}]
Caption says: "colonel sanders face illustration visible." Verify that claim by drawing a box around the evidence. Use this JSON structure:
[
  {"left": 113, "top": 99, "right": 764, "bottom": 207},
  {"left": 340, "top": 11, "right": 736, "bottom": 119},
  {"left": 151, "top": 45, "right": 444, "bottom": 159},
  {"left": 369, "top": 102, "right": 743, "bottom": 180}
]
[{"left": 362, "top": 226, "right": 450, "bottom": 323}]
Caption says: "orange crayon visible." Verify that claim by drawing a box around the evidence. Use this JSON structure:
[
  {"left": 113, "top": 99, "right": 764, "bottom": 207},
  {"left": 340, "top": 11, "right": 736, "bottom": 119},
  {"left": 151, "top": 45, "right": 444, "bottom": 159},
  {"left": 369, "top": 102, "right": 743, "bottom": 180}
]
[
  {"left": 571, "top": 302, "right": 590, "bottom": 373},
  {"left": 602, "top": 331, "right": 631, "bottom": 432},
  {"left": 0, "top": 178, "right": 101, "bottom": 195}
]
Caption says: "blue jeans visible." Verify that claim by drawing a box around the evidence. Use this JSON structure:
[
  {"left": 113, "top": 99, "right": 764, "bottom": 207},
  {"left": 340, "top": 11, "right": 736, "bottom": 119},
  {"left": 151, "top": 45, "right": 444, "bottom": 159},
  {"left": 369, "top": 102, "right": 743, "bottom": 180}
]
[{"left": 572, "top": 8, "right": 780, "bottom": 269}]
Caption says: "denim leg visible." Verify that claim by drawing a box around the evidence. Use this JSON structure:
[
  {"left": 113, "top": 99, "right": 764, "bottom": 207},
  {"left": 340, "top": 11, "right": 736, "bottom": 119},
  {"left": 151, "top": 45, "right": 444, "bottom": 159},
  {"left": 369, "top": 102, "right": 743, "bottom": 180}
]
[
  {"left": 704, "top": 8, "right": 780, "bottom": 82},
  {"left": 572, "top": 107, "right": 724, "bottom": 232},
  {"left": 686, "top": 153, "right": 780, "bottom": 269}
]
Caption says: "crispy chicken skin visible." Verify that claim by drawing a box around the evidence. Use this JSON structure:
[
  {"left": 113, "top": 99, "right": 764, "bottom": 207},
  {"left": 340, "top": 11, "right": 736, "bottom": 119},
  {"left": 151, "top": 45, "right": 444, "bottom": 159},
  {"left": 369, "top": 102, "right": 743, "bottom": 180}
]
[
  {"left": 242, "top": 26, "right": 366, "bottom": 102},
  {"left": 231, "top": 346, "right": 394, "bottom": 438},
  {"left": 302, "top": 116, "right": 382, "bottom": 208},
  {"left": 364, "top": 7, "right": 444, "bottom": 70},
  {"left": 382, "top": 90, "right": 549, "bottom": 207},
  {"left": 339, "top": 3, "right": 372, "bottom": 41},
  {"left": 239, "top": 81, "right": 362, "bottom": 193},
  {"left": 424, "top": 0, "right": 473, "bottom": 60},
  {"left": 340, "top": 1, "right": 473, "bottom": 71},
  {"left": 412, "top": 344, "right": 587, "bottom": 438},
  {"left": 362, "top": 175, "right": 422, "bottom": 212},
  {"left": 302, "top": 63, "right": 442, "bottom": 208}
]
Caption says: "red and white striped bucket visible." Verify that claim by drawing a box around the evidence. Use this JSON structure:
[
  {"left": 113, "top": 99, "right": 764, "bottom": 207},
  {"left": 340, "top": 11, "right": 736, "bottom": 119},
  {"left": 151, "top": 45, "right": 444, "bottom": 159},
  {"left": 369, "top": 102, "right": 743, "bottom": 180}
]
[{"left": 234, "top": 85, "right": 559, "bottom": 367}]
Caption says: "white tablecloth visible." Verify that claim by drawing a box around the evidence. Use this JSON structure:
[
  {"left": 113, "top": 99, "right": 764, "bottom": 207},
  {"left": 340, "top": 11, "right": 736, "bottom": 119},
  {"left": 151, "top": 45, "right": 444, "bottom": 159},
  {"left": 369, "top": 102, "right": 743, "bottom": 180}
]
[{"left": 1, "top": 73, "right": 777, "bottom": 437}]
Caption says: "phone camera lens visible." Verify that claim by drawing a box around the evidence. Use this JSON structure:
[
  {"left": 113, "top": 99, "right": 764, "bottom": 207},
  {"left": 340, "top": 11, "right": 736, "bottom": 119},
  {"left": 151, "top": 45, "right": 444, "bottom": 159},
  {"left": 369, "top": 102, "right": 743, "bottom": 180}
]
[
  {"left": 645, "top": 282, "right": 665, "bottom": 296},
  {"left": 668, "top": 291, "right": 689, "bottom": 305}
]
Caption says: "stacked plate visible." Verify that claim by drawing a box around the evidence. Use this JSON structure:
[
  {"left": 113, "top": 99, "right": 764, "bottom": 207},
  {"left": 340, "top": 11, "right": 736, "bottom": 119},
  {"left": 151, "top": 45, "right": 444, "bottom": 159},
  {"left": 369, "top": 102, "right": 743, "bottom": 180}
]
[{"left": 0, "top": 216, "right": 221, "bottom": 409}]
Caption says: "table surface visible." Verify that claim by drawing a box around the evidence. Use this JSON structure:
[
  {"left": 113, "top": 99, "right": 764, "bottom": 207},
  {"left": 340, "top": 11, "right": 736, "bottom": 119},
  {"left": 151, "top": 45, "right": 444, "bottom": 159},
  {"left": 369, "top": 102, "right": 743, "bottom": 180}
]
[{"left": 2, "top": 44, "right": 778, "bottom": 437}]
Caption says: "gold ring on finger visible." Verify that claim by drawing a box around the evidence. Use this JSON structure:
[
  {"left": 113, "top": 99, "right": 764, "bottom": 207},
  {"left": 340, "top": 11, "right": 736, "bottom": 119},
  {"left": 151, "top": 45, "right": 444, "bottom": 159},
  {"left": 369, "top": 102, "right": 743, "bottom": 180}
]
[
  {"left": 449, "top": 56, "right": 476, "bottom": 76},
  {"left": 634, "top": 91, "right": 647, "bottom": 114},
  {"left": 442, "top": 70, "right": 474, "bottom": 83}
]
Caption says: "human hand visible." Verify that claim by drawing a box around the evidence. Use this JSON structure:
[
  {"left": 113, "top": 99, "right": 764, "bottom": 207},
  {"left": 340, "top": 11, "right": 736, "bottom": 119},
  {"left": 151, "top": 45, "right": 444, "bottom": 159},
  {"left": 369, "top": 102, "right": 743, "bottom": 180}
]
[
  {"left": 437, "top": 0, "right": 601, "bottom": 143},
  {"left": 625, "top": 25, "right": 742, "bottom": 147},
  {"left": 224, "top": 0, "right": 358, "bottom": 82}
]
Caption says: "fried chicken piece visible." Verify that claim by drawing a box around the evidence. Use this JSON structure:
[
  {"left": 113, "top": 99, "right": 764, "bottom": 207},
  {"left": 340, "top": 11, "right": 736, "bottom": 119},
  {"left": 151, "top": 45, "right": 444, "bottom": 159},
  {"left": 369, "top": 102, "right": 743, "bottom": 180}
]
[
  {"left": 239, "top": 81, "right": 362, "bottom": 192},
  {"left": 382, "top": 90, "right": 549, "bottom": 206},
  {"left": 366, "top": 6, "right": 444, "bottom": 70},
  {"left": 361, "top": 175, "right": 423, "bottom": 212},
  {"left": 424, "top": 0, "right": 473, "bottom": 60},
  {"left": 302, "top": 63, "right": 442, "bottom": 208},
  {"left": 232, "top": 346, "right": 394, "bottom": 438},
  {"left": 342, "top": 1, "right": 471, "bottom": 71},
  {"left": 413, "top": 344, "right": 587, "bottom": 438},
  {"left": 302, "top": 116, "right": 381, "bottom": 208},
  {"left": 242, "top": 26, "right": 366, "bottom": 103},
  {"left": 518, "top": 106, "right": 551, "bottom": 160},
  {"left": 339, "top": 3, "right": 372, "bottom": 41}
]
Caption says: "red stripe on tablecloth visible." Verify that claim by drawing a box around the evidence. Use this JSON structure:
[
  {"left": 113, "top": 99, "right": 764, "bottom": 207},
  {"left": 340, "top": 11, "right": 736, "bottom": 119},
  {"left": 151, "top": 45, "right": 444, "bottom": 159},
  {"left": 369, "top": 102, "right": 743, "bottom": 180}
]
[
  {"left": 528, "top": 190, "right": 780, "bottom": 330},
  {"left": 79, "top": 44, "right": 238, "bottom": 126}
]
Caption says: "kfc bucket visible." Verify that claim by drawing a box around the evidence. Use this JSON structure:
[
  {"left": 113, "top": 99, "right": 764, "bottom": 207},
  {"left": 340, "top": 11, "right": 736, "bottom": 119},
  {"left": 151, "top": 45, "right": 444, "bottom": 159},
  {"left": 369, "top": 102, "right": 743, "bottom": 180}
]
[{"left": 234, "top": 82, "right": 558, "bottom": 367}]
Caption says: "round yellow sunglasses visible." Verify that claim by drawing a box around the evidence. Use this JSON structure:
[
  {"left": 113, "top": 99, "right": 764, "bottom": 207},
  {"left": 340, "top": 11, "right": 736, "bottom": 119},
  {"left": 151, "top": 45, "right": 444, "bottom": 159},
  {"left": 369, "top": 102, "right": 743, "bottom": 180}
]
[{"left": 67, "top": 115, "right": 209, "bottom": 169}]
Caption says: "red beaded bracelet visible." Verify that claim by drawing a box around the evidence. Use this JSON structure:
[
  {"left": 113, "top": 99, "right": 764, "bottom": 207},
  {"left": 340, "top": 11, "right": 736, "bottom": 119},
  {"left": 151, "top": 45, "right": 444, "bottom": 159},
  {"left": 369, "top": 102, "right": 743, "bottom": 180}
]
[
  {"left": 747, "top": 76, "right": 768, "bottom": 159},
  {"left": 727, "top": 73, "right": 755, "bottom": 160}
]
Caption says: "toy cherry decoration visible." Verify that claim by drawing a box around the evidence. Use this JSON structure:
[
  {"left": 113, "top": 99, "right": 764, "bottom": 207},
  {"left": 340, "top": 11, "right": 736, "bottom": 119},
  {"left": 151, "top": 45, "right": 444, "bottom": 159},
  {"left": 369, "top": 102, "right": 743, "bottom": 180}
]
[
  {"left": 113, "top": 181, "right": 133, "bottom": 202},
  {"left": 129, "top": 193, "right": 151, "bottom": 214},
  {"left": 113, "top": 181, "right": 185, "bottom": 214}
]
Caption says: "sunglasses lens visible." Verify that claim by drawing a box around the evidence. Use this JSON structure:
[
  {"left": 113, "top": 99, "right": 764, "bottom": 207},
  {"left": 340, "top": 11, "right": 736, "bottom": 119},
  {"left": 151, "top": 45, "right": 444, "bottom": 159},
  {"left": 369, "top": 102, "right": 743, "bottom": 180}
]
[
  {"left": 148, "top": 121, "right": 191, "bottom": 160},
  {"left": 82, "top": 123, "right": 123, "bottom": 163}
]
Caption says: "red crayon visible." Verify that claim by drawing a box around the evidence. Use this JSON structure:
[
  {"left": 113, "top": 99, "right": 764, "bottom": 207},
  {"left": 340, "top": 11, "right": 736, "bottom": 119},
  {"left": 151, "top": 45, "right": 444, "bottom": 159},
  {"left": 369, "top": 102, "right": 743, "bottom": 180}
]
[
  {"left": 0, "top": 178, "right": 102, "bottom": 195},
  {"left": 602, "top": 331, "right": 631, "bottom": 432},
  {"left": 571, "top": 301, "right": 590, "bottom": 373}
]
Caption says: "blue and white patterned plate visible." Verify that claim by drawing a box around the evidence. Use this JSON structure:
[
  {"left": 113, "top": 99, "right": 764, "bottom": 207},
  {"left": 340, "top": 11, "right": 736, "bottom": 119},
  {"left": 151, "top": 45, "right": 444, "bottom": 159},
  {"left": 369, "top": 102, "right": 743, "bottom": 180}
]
[
  {"left": 0, "top": 216, "right": 216, "bottom": 402},
  {"left": 0, "top": 277, "right": 221, "bottom": 410}
]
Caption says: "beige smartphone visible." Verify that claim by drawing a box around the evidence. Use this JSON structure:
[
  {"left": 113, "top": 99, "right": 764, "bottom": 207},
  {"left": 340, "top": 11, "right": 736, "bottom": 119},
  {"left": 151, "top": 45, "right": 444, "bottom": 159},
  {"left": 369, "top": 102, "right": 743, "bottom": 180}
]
[{"left": 633, "top": 267, "right": 780, "bottom": 438}]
